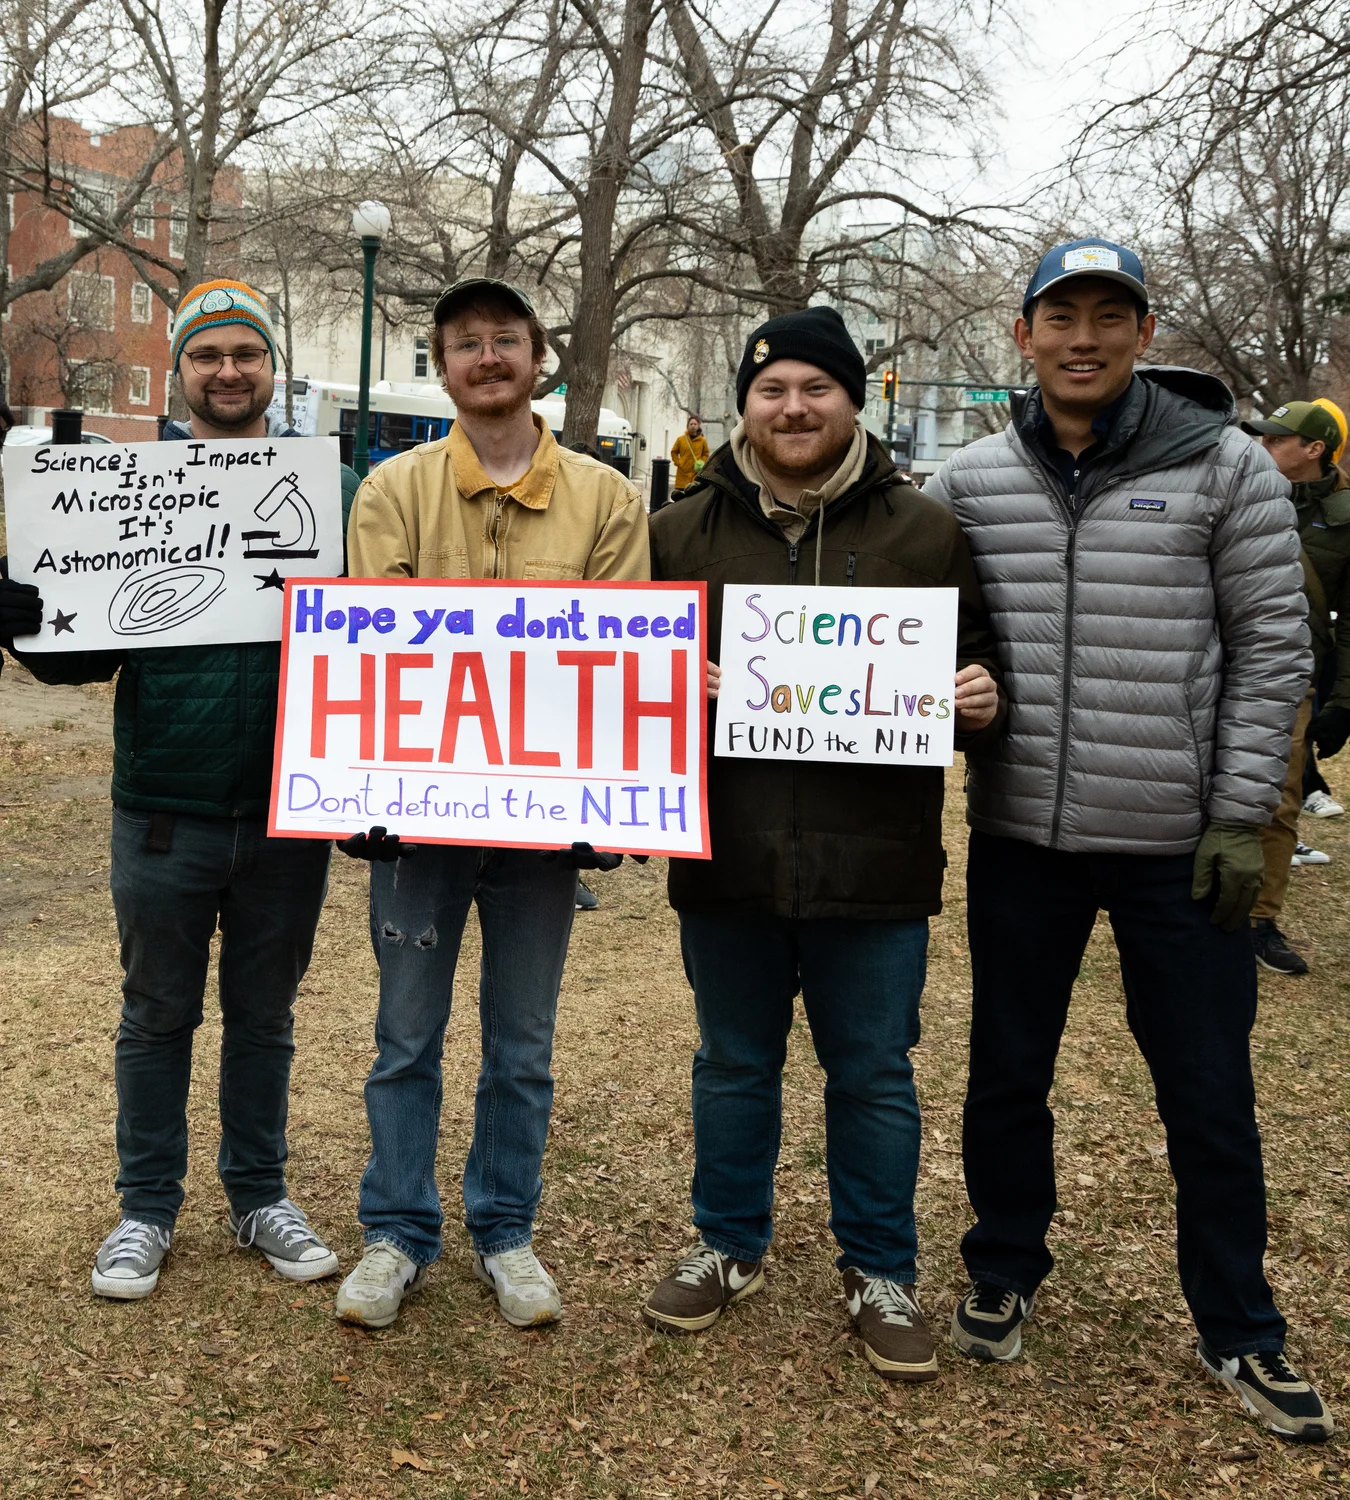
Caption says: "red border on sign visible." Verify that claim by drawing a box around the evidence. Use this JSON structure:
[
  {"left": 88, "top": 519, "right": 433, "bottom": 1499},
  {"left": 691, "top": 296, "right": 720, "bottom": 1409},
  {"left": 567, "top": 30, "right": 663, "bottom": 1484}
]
[{"left": 267, "top": 577, "right": 711, "bottom": 859}]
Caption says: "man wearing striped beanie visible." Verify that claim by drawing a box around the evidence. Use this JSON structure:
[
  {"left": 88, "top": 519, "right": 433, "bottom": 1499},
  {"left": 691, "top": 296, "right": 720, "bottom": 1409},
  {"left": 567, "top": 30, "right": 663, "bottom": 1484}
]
[{"left": 169, "top": 278, "right": 281, "bottom": 435}]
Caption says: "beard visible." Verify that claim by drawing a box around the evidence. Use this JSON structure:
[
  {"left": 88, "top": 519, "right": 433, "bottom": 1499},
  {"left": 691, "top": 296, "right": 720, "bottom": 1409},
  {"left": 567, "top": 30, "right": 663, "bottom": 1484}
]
[
  {"left": 184, "top": 381, "right": 272, "bottom": 431},
  {"left": 753, "top": 422, "right": 852, "bottom": 476},
  {"left": 451, "top": 365, "right": 533, "bottom": 419}
]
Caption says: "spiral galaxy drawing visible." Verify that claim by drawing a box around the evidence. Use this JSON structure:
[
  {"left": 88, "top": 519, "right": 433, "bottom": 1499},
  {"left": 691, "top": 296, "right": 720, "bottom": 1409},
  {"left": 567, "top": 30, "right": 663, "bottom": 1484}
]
[{"left": 109, "top": 566, "right": 227, "bottom": 636}]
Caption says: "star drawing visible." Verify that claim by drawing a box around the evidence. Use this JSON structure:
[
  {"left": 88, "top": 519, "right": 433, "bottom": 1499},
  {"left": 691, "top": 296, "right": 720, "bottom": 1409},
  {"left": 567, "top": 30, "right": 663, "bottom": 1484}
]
[
  {"left": 50, "top": 609, "right": 77, "bottom": 635},
  {"left": 254, "top": 569, "right": 285, "bottom": 591}
]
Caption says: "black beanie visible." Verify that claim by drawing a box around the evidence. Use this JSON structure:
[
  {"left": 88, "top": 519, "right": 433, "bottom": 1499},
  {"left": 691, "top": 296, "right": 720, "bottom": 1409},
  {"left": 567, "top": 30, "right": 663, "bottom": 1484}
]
[{"left": 735, "top": 306, "right": 867, "bottom": 413}]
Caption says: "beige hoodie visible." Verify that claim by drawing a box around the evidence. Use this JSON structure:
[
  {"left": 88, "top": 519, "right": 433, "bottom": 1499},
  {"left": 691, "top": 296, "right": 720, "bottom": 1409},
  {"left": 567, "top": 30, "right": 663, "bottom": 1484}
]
[{"left": 730, "top": 418, "right": 868, "bottom": 583}]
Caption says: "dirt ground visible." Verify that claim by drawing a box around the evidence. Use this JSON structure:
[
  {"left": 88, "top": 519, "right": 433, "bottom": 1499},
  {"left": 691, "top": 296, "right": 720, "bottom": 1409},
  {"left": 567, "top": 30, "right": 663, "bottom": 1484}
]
[{"left": 1, "top": 651, "right": 1347, "bottom": 1500}]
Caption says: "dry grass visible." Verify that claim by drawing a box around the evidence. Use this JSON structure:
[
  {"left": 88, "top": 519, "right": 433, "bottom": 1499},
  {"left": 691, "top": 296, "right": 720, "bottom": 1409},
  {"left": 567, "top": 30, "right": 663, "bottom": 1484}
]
[{"left": 0, "top": 651, "right": 1347, "bottom": 1500}]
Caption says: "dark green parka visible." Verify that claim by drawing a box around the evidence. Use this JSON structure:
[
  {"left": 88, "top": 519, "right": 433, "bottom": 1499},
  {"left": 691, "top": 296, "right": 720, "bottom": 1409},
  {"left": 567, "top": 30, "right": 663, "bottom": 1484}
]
[
  {"left": 15, "top": 422, "right": 358, "bottom": 819},
  {"left": 649, "top": 434, "right": 1005, "bottom": 921}
]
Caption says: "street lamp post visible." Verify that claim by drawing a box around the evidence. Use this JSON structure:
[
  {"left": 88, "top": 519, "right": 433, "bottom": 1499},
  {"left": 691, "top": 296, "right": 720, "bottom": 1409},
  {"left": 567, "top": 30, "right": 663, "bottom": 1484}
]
[{"left": 351, "top": 201, "right": 392, "bottom": 478}]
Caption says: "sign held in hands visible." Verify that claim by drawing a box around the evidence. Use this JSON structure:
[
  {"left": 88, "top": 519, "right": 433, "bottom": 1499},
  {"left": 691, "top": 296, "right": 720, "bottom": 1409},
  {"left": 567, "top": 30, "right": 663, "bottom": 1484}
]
[
  {"left": 716, "top": 585, "right": 959, "bottom": 766},
  {"left": 2, "top": 437, "right": 345, "bottom": 651},
  {"left": 269, "top": 579, "right": 710, "bottom": 857}
]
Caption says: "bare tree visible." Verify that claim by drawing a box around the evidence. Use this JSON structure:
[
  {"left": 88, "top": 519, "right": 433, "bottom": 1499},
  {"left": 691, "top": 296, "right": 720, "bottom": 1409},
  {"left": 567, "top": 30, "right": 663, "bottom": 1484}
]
[{"left": 1091, "top": 16, "right": 1350, "bottom": 409}]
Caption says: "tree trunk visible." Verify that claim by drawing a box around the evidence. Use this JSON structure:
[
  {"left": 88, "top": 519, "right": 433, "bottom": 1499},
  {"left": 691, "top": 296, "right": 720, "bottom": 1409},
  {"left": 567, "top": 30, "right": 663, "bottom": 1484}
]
[{"left": 560, "top": 0, "right": 654, "bottom": 448}]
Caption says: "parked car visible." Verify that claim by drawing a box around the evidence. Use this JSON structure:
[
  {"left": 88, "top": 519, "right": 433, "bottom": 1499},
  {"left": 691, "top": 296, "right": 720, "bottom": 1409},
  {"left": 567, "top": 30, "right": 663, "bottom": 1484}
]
[{"left": 2, "top": 424, "right": 113, "bottom": 447}]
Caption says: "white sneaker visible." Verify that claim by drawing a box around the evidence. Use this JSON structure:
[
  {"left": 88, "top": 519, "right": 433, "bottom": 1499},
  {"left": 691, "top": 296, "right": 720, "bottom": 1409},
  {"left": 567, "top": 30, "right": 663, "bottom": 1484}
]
[
  {"left": 92, "top": 1219, "right": 172, "bottom": 1300},
  {"left": 335, "top": 1240, "right": 426, "bottom": 1328},
  {"left": 1291, "top": 841, "right": 1331, "bottom": 866},
  {"left": 473, "top": 1245, "right": 562, "bottom": 1328},
  {"left": 1303, "top": 790, "right": 1344, "bottom": 818}
]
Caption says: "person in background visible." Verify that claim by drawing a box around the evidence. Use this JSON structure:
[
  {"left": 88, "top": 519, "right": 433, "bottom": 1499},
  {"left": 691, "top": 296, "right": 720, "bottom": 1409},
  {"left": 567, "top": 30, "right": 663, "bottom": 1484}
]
[
  {"left": 0, "top": 280, "right": 359, "bottom": 1301},
  {"left": 644, "top": 307, "right": 1004, "bottom": 1380},
  {"left": 670, "top": 414, "right": 709, "bottom": 492},
  {"left": 335, "top": 277, "right": 648, "bottom": 1332},
  {"left": 1239, "top": 400, "right": 1348, "bottom": 973},
  {"left": 928, "top": 239, "right": 1331, "bottom": 1441}
]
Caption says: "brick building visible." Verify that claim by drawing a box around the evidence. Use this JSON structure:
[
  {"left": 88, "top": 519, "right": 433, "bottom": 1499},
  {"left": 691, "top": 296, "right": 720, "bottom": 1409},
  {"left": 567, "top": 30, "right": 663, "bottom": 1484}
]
[{"left": 2, "top": 118, "right": 240, "bottom": 440}]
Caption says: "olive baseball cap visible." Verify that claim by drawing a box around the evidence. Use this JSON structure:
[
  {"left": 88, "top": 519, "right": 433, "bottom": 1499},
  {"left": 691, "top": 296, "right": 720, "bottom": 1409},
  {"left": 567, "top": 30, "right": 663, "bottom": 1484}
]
[
  {"left": 1240, "top": 400, "right": 1342, "bottom": 452},
  {"left": 1022, "top": 239, "right": 1149, "bottom": 316},
  {"left": 433, "top": 277, "right": 536, "bottom": 324}
]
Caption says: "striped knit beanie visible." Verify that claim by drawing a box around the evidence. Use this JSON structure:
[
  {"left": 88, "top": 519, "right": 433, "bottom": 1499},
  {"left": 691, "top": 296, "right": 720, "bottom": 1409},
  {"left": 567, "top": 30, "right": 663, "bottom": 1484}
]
[{"left": 171, "top": 279, "right": 278, "bottom": 372}]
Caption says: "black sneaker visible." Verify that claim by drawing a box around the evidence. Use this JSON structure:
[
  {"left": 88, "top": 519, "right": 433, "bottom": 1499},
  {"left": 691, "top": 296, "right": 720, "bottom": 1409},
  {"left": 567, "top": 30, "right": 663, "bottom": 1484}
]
[
  {"left": 951, "top": 1282, "right": 1034, "bottom": 1362},
  {"left": 575, "top": 881, "right": 599, "bottom": 911},
  {"left": 1198, "top": 1340, "right": 1334, "bottom": 1442},
  {"left": 1251, "top": 919, "right": 1310, "bottom": 976}
]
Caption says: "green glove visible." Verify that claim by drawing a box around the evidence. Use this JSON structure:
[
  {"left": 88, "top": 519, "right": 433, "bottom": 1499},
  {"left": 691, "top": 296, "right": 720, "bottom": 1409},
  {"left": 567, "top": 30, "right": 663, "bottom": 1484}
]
[{"left": 1191, "top": 822, "right": 1265, "bottom": 932}]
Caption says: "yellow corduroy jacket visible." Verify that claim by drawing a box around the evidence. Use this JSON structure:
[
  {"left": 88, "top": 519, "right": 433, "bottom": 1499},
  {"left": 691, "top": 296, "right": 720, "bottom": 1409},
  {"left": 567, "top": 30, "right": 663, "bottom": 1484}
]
[{"left": 347, "top": 416, "right": 650, "bottom": 582}]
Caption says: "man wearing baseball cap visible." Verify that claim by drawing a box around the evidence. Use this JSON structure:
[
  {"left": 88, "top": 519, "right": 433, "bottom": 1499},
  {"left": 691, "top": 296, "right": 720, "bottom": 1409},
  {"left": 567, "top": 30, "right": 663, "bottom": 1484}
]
[
  {"left": 926, "top": 241, "right": 1332, "bottom": 1438},
  {"left": 335, "top": 276, "right": 648, "bottom": 1332},
  {"left": 1238, "top": 400, "right": 1350, "bottom": 972},
  {"left": 642, "top": 305, "right": 1005, "bottom": 1379},
  {"left": 0, "top": 279, "right": 360, "bottom": 1302}
]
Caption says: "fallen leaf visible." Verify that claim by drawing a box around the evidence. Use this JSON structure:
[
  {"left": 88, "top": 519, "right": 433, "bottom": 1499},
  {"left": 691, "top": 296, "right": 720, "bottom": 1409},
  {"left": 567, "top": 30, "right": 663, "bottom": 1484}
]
[
  {"left": 198, "top": 1342, "right": 223, "bottom": 1357},
  {"left": 391, "top": 1448, "right": 435, "bottom": 1472},
  {"left": 565, "top": 1415, "right": 588, "bottom": 1433},
  {"left": 289, "top": 1299, "right": 304, "bottom": 1309},
  {"left": 331, "top": 1373, "right": 350, "bottom": 1384},
  {"left": 762, "top": 1482, "right": 784, "bottom": 1493},
  {"left": 865, "top": 1475, "right": 880, "bottom": 1495},
  {"left": 1075, "top": 1173, "right": 1097, "bottom": 1187},
  {"left": 422, "top": 1411, "right": 445, "bottom": 1421}
]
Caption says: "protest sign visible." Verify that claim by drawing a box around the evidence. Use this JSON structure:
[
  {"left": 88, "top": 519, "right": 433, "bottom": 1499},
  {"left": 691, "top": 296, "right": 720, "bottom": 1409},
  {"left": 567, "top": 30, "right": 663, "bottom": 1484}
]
[
  {"left": 2, "top": 437, "right": 345, "bottom": 651},
  {"left": 269, "top": 579, "right": 709, "bottom": 858},
  {"left": 715, "top": 584, "right": 959, "bottom": 766}
]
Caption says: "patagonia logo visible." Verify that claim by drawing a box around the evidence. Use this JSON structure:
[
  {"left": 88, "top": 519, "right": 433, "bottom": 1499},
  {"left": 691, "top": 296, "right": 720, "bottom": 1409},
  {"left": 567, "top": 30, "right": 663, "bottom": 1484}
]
[{"left": 1129, "top": 498, "right": 1166, "bottom": 511}]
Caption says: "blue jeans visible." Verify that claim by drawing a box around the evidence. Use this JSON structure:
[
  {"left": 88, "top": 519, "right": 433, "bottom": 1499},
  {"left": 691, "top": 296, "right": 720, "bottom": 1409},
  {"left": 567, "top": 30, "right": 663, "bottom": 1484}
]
[
  {"left": 109, "top": 809, "right": 332, "bottom": 1228},
  {"left": 962, "top": 831, "right": 1286, "bottom": 1357},
  {"left": 357, "top": 847, "right": 578, "bottom": 1266},
  {"left": 679, "top": 911, "right": 928, "bottom": 1282}
]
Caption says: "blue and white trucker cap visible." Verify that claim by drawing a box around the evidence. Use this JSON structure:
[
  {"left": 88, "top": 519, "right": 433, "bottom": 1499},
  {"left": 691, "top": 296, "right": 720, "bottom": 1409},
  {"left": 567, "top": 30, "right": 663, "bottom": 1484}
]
[{"left": 1022, "top": 239, "right": 1149, "bottom": 317}]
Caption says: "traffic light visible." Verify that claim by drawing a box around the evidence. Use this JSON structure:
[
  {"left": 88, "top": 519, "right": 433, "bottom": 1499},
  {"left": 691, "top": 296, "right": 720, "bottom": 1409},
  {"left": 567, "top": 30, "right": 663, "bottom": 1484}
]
[{"left": 883, "top": 369, "right": 896, "bottom": 401}]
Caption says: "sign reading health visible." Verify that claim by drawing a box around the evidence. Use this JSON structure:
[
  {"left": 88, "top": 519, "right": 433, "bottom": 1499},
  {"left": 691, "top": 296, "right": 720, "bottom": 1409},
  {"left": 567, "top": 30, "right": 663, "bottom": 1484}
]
[
  {"left": 3, "top": 437, "right": 344, "bottom": 651},
  {"left": 269, "top": 579, "right": 710, "bottom": 858},
  {"left": 716, "top": 585, "right": 959, "bottom": 766}
]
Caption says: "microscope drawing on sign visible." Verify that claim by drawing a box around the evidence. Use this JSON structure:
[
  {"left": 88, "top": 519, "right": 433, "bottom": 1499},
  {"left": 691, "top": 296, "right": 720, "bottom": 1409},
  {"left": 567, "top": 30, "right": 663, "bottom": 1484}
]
[{"left": 241, "top": 472, "right": 320, "bottom": 559}]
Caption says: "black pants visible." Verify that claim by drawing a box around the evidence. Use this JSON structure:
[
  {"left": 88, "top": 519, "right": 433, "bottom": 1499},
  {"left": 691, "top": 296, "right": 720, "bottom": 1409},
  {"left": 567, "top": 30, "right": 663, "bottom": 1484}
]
[{"left": 961, "top": 831, "right": 1286, "bottom": 1357}]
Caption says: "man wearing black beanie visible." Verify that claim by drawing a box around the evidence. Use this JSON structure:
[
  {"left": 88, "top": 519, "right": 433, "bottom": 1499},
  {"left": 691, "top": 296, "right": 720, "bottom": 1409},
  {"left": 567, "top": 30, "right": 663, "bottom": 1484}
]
[{"left": 641, "top": 305, "right": 1005, "bottom": 1381}]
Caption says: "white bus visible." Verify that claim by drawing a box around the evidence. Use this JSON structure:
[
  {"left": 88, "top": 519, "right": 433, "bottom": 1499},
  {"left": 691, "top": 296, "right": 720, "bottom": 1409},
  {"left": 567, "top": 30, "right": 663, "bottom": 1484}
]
[{"left": 270, "top": 378, "right": 634, "bottom": 473}]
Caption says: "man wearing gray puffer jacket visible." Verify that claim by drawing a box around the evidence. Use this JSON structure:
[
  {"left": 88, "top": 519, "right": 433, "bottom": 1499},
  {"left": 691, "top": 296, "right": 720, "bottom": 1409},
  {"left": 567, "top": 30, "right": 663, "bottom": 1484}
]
[{"left": 928, "top": 239, "right": 1331, "bottom": 1441}]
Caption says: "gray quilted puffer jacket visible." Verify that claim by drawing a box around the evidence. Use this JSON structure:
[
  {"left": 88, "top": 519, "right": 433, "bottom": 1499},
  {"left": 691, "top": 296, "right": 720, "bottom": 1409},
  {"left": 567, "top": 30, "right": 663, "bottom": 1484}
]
[{"left": 926, "top": 367, "right": 1310, "bottom": 855}]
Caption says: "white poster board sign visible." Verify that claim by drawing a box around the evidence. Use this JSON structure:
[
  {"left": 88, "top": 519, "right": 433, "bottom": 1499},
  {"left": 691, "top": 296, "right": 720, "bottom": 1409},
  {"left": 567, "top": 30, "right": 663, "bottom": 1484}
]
[
  {"left": 716, "top": 585, "right": 959, "bottom": 766},
  {"left": 269, "top": 578, "right": 710, "bottom": 858},
  {"left": 3, "top": 436, "right": 344, "bottom": 651}
]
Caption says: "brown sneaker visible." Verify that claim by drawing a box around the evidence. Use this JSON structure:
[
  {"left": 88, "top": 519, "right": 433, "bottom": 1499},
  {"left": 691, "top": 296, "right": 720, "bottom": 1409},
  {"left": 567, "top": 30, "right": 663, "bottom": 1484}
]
[
  {"left": 642, "top": 1242, "right": 765, "bottom": 1333},
  {"left": 843, "top": 1268, "right": 939, "bottom": 1381}
]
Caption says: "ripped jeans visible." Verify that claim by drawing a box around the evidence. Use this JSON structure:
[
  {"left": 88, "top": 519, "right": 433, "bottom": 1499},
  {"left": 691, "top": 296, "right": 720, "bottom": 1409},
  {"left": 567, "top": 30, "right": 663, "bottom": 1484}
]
[{"left": 356, "top": 846, "right": 579, "bottom": 1265}]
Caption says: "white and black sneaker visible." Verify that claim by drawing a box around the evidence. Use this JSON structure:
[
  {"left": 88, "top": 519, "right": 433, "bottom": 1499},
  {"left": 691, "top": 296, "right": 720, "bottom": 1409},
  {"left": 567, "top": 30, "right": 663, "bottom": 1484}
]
[
  {"left": 1302, "top": 789, "right": 1343, "bottom": 819},
  {"left": 1198, "top": 1340, "right": 1334, "bottom": 1442},
  {"left": 951, "top": 1281, "right": 1034, "bottom": 1361},
  {"left": 335, "top": 1240, "right": 427, "bottom": 1328},
  {"left": 92, "top": 1218, "right": 172, "bottom": 1300},
  {"left": 1291, "top": 841, "right": 1331, "bottom": 866}
]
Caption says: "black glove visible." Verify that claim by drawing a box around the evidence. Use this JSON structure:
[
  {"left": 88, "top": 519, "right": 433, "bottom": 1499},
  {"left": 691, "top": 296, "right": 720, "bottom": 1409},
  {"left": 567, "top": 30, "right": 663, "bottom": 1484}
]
[
  {"left": 338, "top": 825, "right": 417, "bottom": 861},
  {"left": 1309, "top": 703, "right": 1350, "bottom": 760},
  {"left": 544, "top": 841, "right": 624, "bottom": 872},
  {"left": 0, "top": 556, "right": 44, "bottom": 644}
]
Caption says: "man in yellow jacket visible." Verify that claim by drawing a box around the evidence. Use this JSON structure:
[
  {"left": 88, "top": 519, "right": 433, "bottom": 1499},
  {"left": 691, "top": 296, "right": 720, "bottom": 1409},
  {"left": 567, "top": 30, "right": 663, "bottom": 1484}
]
[
  {"left": 671, "top": 415, "right": 709, "bottom": 491},
  {"left": 336, "top": 277, "right": 648, "bottom": 1332}
]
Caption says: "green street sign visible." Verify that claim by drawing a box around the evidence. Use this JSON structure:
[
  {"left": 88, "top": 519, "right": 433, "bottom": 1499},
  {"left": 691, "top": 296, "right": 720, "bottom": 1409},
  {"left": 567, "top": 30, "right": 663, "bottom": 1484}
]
[{"left": 967, "top": 388, "right": 1009, "bottom": 403}]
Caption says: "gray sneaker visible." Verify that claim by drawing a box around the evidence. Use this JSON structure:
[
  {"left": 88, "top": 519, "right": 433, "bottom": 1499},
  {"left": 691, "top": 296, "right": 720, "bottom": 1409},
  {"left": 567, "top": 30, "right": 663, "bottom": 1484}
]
[
  {"left": 230, "top": 1199, "right": 339, "bottom": 1282},
  {"left": 92, "top": 1218, "right": 172, "bottom": 1300}
]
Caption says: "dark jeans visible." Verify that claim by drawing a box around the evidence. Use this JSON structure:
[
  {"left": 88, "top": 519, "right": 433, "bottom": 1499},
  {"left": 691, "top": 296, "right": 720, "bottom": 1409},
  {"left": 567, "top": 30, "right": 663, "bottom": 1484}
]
[
  {"left": 962, "top": 831, "right": 1286, "bottom": 1357},
  {"left": 680, "top": 911, "right": 928, "bottom": 1282},
  {"left": 109, "top": 809, "right": 331, "bottom": 1228},
  {"left": 357, "top": 847, "right": 578, "bottom": 1266}
]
